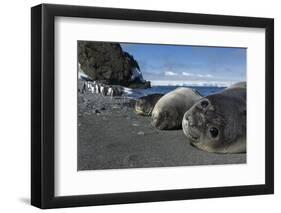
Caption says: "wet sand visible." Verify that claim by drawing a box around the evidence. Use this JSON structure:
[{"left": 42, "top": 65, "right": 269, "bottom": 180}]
[{"left": 78, "top": 82, "right": 246, "bottom": 170}]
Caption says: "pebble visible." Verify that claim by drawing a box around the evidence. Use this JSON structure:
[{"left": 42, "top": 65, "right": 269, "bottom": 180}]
[
  {"left": 137, "top": 131, "right": 145, "bottom": 136},
  {"left": 93, "top": 109, "right": 101, "bottom": 114}
]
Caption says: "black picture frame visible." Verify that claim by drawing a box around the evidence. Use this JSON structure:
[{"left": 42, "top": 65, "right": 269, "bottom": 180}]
[{"left": 31, "top": 3, "right": 274, "bottom": 209}]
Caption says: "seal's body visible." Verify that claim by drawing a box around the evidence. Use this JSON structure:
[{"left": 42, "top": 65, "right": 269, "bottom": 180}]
[{"left": 151, "top": 88, "right": 202, "bottom": 130}]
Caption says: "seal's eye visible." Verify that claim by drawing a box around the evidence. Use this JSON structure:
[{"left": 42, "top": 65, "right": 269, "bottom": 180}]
[
  {"left": 201, "top": 100, "right": 209, "bottom": 108},
  {"left": 209, "top": 127, "right": 219, "bottom": 138}
]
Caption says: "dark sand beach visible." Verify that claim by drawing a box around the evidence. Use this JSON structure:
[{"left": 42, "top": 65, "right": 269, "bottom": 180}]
[{"left": 78, "top": 81, "right": 246, "bottom": 171}]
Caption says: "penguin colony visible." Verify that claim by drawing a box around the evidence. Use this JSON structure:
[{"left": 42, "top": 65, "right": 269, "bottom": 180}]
[{"left": 81, "top": 81, "right": 124, "bottom": 97}]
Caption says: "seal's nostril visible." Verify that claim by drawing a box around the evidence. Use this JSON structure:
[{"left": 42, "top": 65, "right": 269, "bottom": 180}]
[{"left": 201, "top": 100, "right": 209, "bottom": 108}]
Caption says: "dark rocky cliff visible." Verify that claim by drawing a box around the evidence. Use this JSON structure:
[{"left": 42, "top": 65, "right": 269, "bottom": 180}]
[{"left": 78, "top": 41, "right": 151, "bottom": 88}]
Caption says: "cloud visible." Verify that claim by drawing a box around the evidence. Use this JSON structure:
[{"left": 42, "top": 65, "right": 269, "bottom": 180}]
[
  {"left": 196, "top": 74, "right": 213, "bottom": 78},
  {"left": 182, "top": 72, "right": 193, "bottom": 76},
  {"left": 205, "top": 74, "right": 213, "bottom": 78},
  {"left": 182, "top": 72, "right": 213, "bottom": 78},
  {"left": 165, "top": 71, "right": 178, "bottom": 76}
]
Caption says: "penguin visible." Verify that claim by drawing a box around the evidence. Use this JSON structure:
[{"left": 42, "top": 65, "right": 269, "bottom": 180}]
[
  {"left": 81, "top": 82, "right": 86, "bottom": 94},
  {"left": 100, "top": 84, "right": 104, "bottom": 95},
  {"left": 90, "top": 85, "right": 95, "bottom": 93},
  {"left": 95, "top": 84, "right": 99, "bottom": 94},
  {"left": 86, "top": 81, "right": 91, "bottom": 89},
  {"left": 107, "top": 87, "right": 113, "bottom": 96}
]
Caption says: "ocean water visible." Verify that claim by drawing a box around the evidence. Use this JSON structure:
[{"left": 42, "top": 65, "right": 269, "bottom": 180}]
[{"left": 127, "top": 86, "right": 226, "bottom": 99}]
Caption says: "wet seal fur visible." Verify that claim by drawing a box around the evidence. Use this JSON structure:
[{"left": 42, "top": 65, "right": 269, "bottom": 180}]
[
  {"left": 151, "top": 87, "right": 202, "bottom": 130},
  {"left": 182, "top": 82, "right": 246, "bottom": 153},
  {"left": 135, "top": 94, "right": 164, "bottom": 116}
]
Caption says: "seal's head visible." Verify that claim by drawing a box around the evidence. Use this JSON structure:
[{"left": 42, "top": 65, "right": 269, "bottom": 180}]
[
  {"left": 135, "top": 94, "right": 164, "bottom": 116},
  {"left": 151, "top": 107, "right": 181, "bottom": 130},
  {"left": 135, "top": 99, "right": 154, "bottom": 116},
  {"left": 182, "top": 94, "right": 246, "bottom": 153}
]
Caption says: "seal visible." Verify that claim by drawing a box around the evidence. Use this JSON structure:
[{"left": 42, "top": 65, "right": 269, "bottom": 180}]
[
  {"left": 135, "top": 94, "right": 164, "bottom": 116},
  {"left": 182, "top": 84, "right": 246, "bottom": 153},
  {"left": 151, "top": 87, "right": 202, "bottom": 130}
]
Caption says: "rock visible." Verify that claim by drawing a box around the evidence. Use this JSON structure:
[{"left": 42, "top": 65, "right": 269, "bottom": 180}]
[
  {"left": 128, "top": 81, "right": 151, "bottom": 89},
  {"left": 94, "top": 109, "right": 101, "bottom": 114},
  {"left": 78, "top": 41, "right": 150, "bottom": 88}
]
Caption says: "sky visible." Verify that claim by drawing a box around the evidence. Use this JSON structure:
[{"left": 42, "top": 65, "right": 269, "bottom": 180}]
[{"left": 121, "top": 43, "right": 246, "bottom": 87}]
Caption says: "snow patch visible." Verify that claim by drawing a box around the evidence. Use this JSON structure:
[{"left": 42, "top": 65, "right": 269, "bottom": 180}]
[
  {"left": 78, "top": 64, "right": 92, "bottom": 81},
  {"left": 131, "top": 68, "right": 144, "bottom": 83}
]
